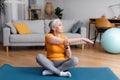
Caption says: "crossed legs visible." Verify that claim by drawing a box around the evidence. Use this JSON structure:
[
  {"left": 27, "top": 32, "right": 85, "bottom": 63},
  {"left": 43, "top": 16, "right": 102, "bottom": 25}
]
[{"left": 36, "top": 54, "right": 78, "bottom": 77}]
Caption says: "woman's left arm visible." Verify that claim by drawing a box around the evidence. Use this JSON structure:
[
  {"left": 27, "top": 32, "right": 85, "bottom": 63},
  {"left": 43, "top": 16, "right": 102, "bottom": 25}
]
[
  {"left": 63, "top": 39, "right": 72, "bottom": 58},
  {"left": 65, "top": 46, "right": 72, "bottom": 58},
  {"left": 63, "top": 38, "right": 93, "bottom": 58}
]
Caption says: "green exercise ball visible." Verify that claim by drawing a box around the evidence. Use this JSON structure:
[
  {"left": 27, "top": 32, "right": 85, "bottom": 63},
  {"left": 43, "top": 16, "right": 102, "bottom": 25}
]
[{"left": 101, "top": 28, "right": 120, "bottom": 53}]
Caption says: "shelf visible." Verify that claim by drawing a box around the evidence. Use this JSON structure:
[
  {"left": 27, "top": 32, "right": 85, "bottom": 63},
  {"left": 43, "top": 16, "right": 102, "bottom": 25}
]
[{"left": 28, "top": 8, "right": 42, "bottom": 20}]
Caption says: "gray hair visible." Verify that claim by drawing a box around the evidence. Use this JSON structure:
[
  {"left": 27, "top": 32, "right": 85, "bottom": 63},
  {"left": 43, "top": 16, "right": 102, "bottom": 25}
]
[
  {"left": 49, "top": 19, "right": 61, "bottom": 33},
  {"left": 49, "top": 19, "right": 61, "bottom": 28}
]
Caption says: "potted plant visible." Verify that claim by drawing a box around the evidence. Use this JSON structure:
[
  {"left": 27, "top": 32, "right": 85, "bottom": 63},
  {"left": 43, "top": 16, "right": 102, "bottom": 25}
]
[
  {"left": 0, "top": 0, "right": 6, "bottom": 16},
  {"left": 55, "top": 7, "right": 64, "bottom": 19}
]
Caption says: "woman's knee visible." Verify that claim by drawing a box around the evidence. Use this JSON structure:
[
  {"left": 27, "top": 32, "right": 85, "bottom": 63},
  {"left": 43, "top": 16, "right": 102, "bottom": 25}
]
[
  {"left": 70, "top": 57, "right": 79, "bottom": 66},
  {"left": 36, "top": 54, "right": 45, "bottom": 61}
]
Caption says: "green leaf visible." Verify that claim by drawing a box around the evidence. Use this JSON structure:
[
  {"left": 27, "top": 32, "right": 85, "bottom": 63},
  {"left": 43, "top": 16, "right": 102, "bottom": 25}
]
[
  {"left": 0, "top": 0, "right": 6, "bottom": 16},
  {"left": 55, "top": 7, "right": 64, "bottom": 14}
]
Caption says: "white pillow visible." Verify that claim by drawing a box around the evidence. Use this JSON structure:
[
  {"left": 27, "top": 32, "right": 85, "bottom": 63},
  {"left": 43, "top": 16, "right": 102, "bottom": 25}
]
[{"left": 6, "top": 22, "right": 17, "bottom": 34}]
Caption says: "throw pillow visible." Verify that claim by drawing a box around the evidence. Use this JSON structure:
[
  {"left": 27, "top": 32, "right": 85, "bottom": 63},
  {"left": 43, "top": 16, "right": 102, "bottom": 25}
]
[
  {"left": 6, "top": 22, "right": 17, "bottom": 34},
  {"left": 13, "top": 23, "right": 32, "bottom": 34},
  {"left": 71, "top": 21, "right": 83, "bottom": 33}
]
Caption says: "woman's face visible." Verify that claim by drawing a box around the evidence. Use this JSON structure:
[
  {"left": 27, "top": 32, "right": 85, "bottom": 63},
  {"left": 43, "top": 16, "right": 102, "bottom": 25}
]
[{"left": 55, "top": 21, "right": 63, "bottom": 33}]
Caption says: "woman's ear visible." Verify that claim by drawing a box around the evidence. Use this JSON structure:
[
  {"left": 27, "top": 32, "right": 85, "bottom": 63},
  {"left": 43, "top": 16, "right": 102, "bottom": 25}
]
[{"left": 51, "top": 27, "right": 56, "bottom": 31}]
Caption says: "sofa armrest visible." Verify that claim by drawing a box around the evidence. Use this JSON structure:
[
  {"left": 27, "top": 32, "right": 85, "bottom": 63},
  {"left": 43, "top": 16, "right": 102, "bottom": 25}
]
[
  {"left": 3, "top": 27, "right": 10, "bottom": 46},
  {"left": 80, "top": 26, "right": 87, "bottom": 38}
]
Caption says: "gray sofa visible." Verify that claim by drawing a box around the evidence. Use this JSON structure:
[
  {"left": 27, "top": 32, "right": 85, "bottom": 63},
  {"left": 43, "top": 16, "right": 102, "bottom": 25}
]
[{"left": 3, "top": 20, "right": 87, "bottom": 56}]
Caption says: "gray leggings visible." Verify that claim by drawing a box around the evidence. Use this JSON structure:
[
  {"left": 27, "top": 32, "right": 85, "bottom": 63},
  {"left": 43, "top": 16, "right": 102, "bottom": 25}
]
[{"left": 36, "top": 54, "right": 78, "bottom": 76}]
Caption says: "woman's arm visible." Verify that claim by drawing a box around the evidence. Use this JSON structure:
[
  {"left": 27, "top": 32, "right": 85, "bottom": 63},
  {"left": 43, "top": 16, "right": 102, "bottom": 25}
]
[
  {"left": 68, "top": 38, "right": 94, "bottom": 44},
  {"left": 47, "top": 36, "right": 65, "bottom": 44},
  {"left": 47, "top": 36, "right": 72, "bottom": 57},
  {"left": 65, "top": 46, "right": 72, "bottom": 58},
  {"left": 47, "top": 36, "right": 93, "bottom": 45}
]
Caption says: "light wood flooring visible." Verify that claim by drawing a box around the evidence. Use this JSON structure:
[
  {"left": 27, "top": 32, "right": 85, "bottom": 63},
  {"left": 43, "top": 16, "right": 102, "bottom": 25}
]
[{"left": 0, "top": 43, "right": 120, "bottom": 78}]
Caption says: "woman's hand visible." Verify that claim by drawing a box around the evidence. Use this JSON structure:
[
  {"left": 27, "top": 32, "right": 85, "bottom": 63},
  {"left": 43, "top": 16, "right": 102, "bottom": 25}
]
[
  {"left": 63, "top": 39, "right": 71, "bottom": 46},
  {"left": 82, "top": 38, "right": 94, "bottom": 44}
]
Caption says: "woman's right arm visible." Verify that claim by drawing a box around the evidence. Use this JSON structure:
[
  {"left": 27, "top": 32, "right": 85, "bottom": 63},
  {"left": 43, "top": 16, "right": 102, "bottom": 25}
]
[
  {"left": 47, "top": 36, "right": 93, "bottom": 45},
  {"left": 47, "top": 36, "right": 65, "bottom": 44}
]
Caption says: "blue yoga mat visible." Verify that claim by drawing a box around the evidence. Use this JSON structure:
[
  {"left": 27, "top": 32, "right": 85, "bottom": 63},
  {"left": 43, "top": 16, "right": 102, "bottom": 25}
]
[{"left": 0, "top": 64, "right": 119, "bottom": 80}]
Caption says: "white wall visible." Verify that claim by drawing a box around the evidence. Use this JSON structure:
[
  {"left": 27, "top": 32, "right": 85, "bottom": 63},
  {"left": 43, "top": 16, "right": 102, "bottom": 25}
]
[
  {"left": 46, "top": 0, "right": 120, "bottom": 38},
  {"left": 36, "top": 0, "right": 44, "bottom": 9},
  {"left": 53, "top": 0, "right": 120, "bottom": 22}
]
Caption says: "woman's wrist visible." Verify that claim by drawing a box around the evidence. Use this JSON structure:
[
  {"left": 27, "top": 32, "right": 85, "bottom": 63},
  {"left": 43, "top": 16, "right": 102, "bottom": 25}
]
[
  {"left": 81, "top": 38, "right": 84, "bottom": 41},
  {"left": 65, "top": 46, "right": 68, "bottom": 49}
]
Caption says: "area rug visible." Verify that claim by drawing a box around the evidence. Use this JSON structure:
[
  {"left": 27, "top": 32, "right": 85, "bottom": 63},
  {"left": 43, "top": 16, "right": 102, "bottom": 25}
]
[{"left": 0, "top": 64, "right": 119, "bottom": 80}]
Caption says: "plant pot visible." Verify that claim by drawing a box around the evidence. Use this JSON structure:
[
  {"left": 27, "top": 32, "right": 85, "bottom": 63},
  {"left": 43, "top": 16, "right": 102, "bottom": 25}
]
[{"left": 56, "top": 14, "right": 63, "bottom": 19}]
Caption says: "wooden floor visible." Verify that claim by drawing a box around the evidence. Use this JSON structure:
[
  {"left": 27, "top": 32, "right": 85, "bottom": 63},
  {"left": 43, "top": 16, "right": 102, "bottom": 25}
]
[{"left": 0, "top": 43, "right": 120, "bottom": 78}]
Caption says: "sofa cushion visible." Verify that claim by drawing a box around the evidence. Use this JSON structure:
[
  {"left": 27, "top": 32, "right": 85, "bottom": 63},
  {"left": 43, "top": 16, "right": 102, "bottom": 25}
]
[
  {"left": 6, "top": 22, "right": 17, "bottom": 34},
  {"left": 61, "top": 20, "right": 76, "bottom": 33},
  {"left": 44, "top": 20, "right": 52, "bottom": 34},
  {"left": 71, "top": 21, "right": 83, "bottom": 33},
  {"left": 63, "top": 33, "right": 81, "bottom": 38},
  {"left": 10, "top": 34, "right": 45, "bottom": 43},
  {"left": 13, "top": 23, "right": 32, "bottom": 34},
  {"left": 20, "top": 20, "right": 44, "bottom": 34}
]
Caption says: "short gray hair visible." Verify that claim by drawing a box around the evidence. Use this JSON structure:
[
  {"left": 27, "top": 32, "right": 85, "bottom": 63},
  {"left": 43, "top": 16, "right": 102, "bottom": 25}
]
[
  {"left": 49, "top": 19, "right": 61, "bottom": 28},
  {"left": 49, "top": 19, "right": 61, "bottom": 33}
]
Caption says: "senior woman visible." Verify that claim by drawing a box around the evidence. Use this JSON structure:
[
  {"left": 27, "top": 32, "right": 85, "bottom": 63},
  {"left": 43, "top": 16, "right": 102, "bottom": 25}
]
[{"left": 36, "top": 19, "right": 93, "bottom": 77}]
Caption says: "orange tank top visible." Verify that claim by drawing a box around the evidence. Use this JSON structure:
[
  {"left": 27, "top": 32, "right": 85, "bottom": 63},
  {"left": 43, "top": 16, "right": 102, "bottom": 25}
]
[{"left": 45, "top": 33, "right": 67, "bottom": 61}]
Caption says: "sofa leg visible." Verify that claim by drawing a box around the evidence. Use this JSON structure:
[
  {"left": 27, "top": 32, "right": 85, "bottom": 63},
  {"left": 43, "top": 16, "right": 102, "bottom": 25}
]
[
  {"left": 6, "top": 46, "right": 9, "bottom": 56},
  {"left": 81, "top": 44, "right": 84, "bottom": 50}
]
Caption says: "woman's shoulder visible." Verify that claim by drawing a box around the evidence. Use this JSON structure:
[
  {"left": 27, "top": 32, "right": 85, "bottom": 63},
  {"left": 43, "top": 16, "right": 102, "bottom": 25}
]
[
  {"left": 45, "top": 33, "right": 53, "bottom": 38},
  {"left": 46, "top": 33, "right": 53, "bottom": 36},
  {"left": 45, "top": 33, "right": 67, "bottom": 39}
]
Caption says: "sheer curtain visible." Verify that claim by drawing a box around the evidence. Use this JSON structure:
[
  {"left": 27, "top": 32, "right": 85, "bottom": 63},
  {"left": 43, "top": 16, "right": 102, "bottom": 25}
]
[{"left": 5, "top": 0, "right": 28, "bottom": 22}]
